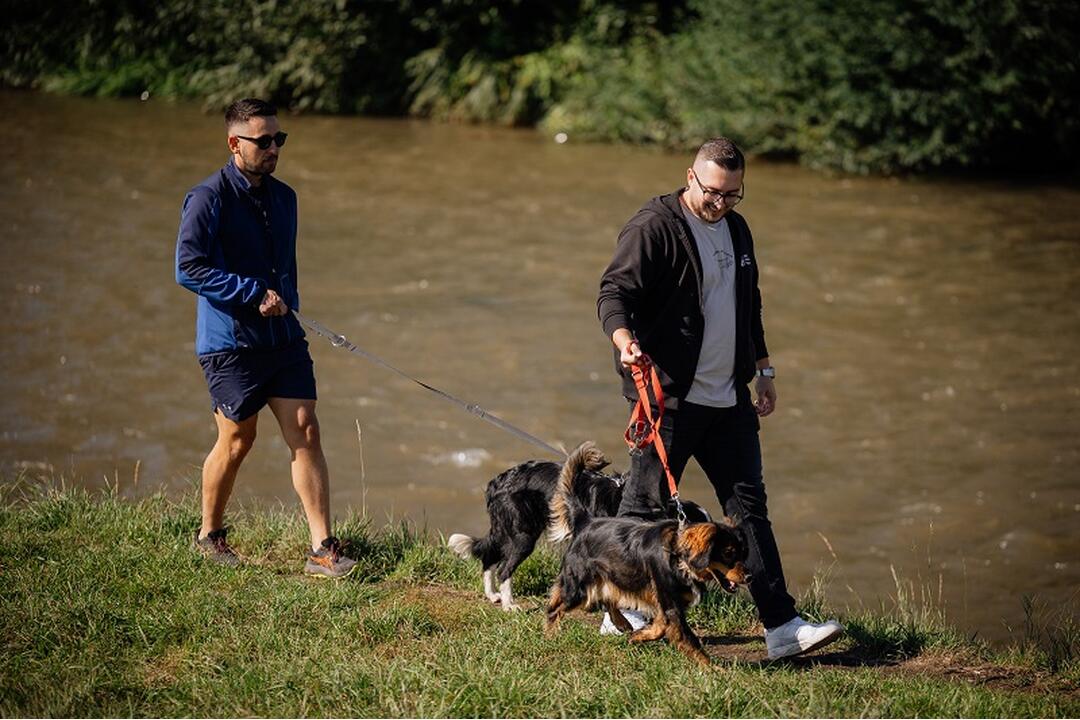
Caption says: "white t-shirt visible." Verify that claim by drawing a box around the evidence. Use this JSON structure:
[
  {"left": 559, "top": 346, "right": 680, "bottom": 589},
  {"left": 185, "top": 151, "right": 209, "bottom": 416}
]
[{"left": 681, "top": 203, "right": 737, "bottom": 407}]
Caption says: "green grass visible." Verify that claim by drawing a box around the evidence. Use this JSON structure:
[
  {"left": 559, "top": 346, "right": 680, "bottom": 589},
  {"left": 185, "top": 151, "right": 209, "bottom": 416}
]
[{"left": 1, "top": 480, "right": 1076, "bottom": 717}]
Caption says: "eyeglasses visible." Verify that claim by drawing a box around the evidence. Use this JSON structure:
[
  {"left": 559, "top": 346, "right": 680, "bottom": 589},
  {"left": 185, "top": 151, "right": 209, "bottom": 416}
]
[
  {"left": 692, "top": 170, "right": 743, "bottom": 206},
  {"left": 236, "top": 132, "right": 288, "bottom": 150}
]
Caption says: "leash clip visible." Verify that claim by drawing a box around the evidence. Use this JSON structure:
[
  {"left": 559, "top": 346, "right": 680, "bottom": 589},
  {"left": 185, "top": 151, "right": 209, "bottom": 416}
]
[
  {"left": 629, "top": 419, "right": 651, "bottom": 448},
  {"left": 331, "top": 333, "right": 347, "bottom": 348},
  {"left": 672, "top": 492, "right": 688, "bottom": 527}
]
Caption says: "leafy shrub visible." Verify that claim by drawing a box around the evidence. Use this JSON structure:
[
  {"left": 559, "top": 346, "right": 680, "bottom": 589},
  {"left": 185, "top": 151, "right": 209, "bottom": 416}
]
[
  {"left": 547, "top": 0, "right": 1080, "bottom": 172},
  {"left": 3, "top": 0, "right": 1076, "bottom": 172}
]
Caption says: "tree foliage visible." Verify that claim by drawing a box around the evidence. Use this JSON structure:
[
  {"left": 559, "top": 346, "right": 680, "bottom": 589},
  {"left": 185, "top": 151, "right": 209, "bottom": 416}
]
[{"left": 3, "top": 0, "right": 1076, "bottom": 173}]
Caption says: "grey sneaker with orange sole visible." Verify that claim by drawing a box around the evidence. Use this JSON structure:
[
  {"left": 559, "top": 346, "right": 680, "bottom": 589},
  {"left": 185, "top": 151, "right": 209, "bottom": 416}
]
[
  {"left": 304, "top": 536, "right": 357, "bottom": 578},
  {"left": 193, "top": 527, "right": 241, "bottom": 566}
]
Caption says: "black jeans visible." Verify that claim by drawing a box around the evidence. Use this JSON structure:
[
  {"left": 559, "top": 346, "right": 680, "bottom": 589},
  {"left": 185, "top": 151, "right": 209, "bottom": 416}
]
[{"left": 617, "top": 391, "right": 798, "bottom": 629}]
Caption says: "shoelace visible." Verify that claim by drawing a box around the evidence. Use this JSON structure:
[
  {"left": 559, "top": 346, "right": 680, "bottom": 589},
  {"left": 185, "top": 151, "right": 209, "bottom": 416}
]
[
  {"left": 322, "top": 537, "right": 343, "bottom": 562},
  {"left": 211, "top": 531, "right": 233, "bottom": 554},
  {"left": 205, "top": 528, "right": 233, "bottom": 552}
]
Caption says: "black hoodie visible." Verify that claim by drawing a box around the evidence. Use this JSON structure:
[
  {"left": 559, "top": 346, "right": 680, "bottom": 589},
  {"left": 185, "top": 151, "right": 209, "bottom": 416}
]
[{"left": 597, "top": 188, "right": 768, "bottom": 408}]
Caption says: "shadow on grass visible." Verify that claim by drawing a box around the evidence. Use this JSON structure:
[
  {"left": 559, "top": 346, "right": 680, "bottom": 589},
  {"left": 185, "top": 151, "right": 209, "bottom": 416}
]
[
  {"left": 699, "top": 630, "right": 907, "bottom": 670},
  {"left": 778, "top": 647, "right": 903, "bottom": 669},
  {"left": 701, "top": 634, "right": 759, "bottom": 647}
]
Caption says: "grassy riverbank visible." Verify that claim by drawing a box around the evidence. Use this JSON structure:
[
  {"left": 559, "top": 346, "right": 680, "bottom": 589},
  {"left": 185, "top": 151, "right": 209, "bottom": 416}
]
[{"left": 1, "top": 480, "right": 1077, "bottom": 717}]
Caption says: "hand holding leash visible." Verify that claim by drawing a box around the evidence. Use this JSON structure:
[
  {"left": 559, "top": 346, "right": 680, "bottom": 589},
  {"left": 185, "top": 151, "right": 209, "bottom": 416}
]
[
  {"left": 620, "top": 338, "right": 646, "bottom": 369},
  {"left": 259, "top": 289, "right": 289, "bottom": 316},
  {"left": 624, "top": 356, "right": 686, "bottom": 525},
  {"left": 613, "top": 328, "right": 646, "bottom": 369}
]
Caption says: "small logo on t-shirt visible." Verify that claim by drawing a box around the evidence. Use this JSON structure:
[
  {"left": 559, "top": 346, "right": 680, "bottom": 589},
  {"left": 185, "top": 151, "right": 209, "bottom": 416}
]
[{"left": 740, "top": 254, "right": 752, "bottom": 267}]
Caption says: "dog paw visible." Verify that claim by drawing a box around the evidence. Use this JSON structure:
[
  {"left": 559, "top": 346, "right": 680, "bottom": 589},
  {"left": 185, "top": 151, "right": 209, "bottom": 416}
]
[
  {"left": 628, "top": 625, "right": 663, "bottom": 644},
  {"left": 486, "top": 594, "right": 502, "bottom": 604},
  {"left": 501, "top": 602, "right": 524, "bottom": 612}
]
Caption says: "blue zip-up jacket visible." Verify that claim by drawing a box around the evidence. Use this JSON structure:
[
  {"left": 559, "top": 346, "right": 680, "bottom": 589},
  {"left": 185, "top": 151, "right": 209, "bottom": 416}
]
[{"left": 176, "top": 160, "right": 305, "bottom": 355}]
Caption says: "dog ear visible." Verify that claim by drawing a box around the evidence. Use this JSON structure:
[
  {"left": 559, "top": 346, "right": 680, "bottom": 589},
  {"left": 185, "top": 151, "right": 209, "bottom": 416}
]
[{"left": 677, "top": 524, "right": 716, "bottom": 572}]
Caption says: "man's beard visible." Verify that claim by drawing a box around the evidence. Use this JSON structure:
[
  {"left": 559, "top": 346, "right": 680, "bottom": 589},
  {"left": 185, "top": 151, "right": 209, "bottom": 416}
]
[
  {"left": 255, "top": 157, "right": 278, "bottom": 175},
  {"left": 700, "top": 203, "right": 727, "bottom": 222}
]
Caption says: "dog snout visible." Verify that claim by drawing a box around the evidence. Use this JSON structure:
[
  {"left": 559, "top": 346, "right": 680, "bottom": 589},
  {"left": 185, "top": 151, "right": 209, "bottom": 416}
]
[{"left": 726, "top": 562, "right": 750, "bottom": 585}]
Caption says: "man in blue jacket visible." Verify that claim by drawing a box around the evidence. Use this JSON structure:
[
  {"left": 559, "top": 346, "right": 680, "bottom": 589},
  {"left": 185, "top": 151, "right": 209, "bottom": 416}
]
[
  {"left": 176, "top": 98, "right": 354, "bottom": 578},
  {"left": 597, "top": 137, "right": 841, "bottom": 659}
]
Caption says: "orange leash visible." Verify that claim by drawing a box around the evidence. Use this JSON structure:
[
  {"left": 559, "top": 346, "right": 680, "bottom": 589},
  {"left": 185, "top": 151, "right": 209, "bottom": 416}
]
[{"left": 624, "top": 356, "right": 687, "bottom": 524}]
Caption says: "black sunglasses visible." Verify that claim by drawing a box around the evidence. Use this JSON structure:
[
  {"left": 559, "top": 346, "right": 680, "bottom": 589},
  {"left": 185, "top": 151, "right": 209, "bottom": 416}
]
[{"left": 236, "top": 132, "right": 288, "bottom": 150}]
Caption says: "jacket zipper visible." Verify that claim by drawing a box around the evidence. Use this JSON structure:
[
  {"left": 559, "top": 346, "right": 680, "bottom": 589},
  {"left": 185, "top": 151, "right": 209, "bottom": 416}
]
[{"left": 671, "top": 210, "right": 706, "bottom": 315}]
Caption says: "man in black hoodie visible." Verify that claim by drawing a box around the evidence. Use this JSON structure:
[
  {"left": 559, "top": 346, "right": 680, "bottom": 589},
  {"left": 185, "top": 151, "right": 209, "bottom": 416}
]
[{"left": 597, "top": 137, "right": 842, "bottom": 660}]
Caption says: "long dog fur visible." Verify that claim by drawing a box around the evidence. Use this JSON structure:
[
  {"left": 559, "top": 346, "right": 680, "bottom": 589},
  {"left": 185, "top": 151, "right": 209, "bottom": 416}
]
[
  {"left": 447, "top": 442, "right": 712, "bottom": 610},
  {"left": 544, "top": 442, "right": 749, "bottom": 665}
]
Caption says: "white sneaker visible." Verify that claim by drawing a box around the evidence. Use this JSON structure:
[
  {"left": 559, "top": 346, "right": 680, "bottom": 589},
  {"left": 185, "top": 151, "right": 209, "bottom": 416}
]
[
  {"left": 764, "top": 616, "right": 844, "bottom": 659},
  {"left": 600, "top": 609, "right": 650, "bottom": 635}
]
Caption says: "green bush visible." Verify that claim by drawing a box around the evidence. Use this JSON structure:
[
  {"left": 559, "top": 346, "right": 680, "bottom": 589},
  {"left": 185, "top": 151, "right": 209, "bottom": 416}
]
[
  {"left": 2, "top": 0, "right": 1076, "bottom": 172},
  {"left": 546, "top": 0, "right": 1080, "bottom": 172}
]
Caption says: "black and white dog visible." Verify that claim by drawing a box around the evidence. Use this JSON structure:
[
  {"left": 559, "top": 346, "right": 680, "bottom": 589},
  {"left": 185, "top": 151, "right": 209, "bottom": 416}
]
[{"left": 447, "top": 449, "right": 711, "bottom": 610}]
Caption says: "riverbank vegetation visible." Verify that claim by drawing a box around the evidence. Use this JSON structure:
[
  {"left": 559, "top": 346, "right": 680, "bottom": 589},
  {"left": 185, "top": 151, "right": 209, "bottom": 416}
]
[
  {"left": 3, "top": 0, "right": 1077, "bottom": 174},
  {"left": 1, "top": 478, "right": 1077, "bottom": 716}
]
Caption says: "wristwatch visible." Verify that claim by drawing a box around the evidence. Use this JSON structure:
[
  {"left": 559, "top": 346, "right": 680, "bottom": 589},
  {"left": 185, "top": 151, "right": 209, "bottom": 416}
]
[{"left": 756, "top": 366, "right": 776, "bottom": 378}]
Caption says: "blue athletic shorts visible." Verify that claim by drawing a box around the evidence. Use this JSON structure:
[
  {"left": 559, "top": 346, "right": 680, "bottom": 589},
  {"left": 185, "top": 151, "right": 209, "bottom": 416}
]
[{"left": 198, "top": 340, "right": 317, "bottom": 422}]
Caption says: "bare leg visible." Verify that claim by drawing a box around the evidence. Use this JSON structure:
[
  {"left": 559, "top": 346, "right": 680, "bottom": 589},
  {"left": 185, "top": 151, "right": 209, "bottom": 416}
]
[
  {"left": 200, "top": 410, "right": 257, "bottom": 538},
  {"left": 267, "top": 398, "right": 331, "bottom": 550}
]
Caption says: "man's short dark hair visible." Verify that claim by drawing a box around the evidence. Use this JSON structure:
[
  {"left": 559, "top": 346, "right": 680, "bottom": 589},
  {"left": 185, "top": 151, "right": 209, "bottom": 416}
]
[
  {"left": 695, "top": 137, "right": 745, "bottom": 172},
  {"left": 224, "top": 98, "right": 277, "bottom": 129}
]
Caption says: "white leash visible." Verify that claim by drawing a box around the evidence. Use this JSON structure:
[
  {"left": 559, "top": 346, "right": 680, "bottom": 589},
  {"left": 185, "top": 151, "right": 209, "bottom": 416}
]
[{"left": 292, "top": 309, "right": 566, "bottom": 458}]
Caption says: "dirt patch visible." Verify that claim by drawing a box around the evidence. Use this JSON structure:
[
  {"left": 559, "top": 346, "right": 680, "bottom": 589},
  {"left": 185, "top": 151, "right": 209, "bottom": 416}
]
[
  {"left": 701, "top": 633, "right": 769, "bottom": 664},
  {"left": 703, "top": 636, "right": 1079, "bottom": 700},
  {"left": 890, "top": 652, "right": 1080, "bottom": 699}
]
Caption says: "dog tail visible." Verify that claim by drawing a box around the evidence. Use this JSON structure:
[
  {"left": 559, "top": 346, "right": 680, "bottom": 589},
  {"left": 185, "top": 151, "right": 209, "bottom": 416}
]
[
  {"left": 548, "top": 441, "right": 609, "bottom": 543},
  {"left": 446, "top": 533, "right": 475, "bottom": 559},
  {"left": 447, "top": 532, "right": 497, "bottom": 564}
]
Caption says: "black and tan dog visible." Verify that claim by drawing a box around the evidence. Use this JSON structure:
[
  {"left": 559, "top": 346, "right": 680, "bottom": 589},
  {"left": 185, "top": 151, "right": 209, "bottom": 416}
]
[
  {"left": 447, "top": 445, "right": 710, "bottom": 610},
  {"left": 545, "top": 442, "right": 749, "bottom": 666}
]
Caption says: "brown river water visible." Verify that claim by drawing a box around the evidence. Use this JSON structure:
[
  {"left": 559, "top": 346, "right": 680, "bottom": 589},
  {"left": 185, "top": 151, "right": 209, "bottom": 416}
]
[{"left": 2, "top": 90, "right": 1078, "bottom": 645}]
